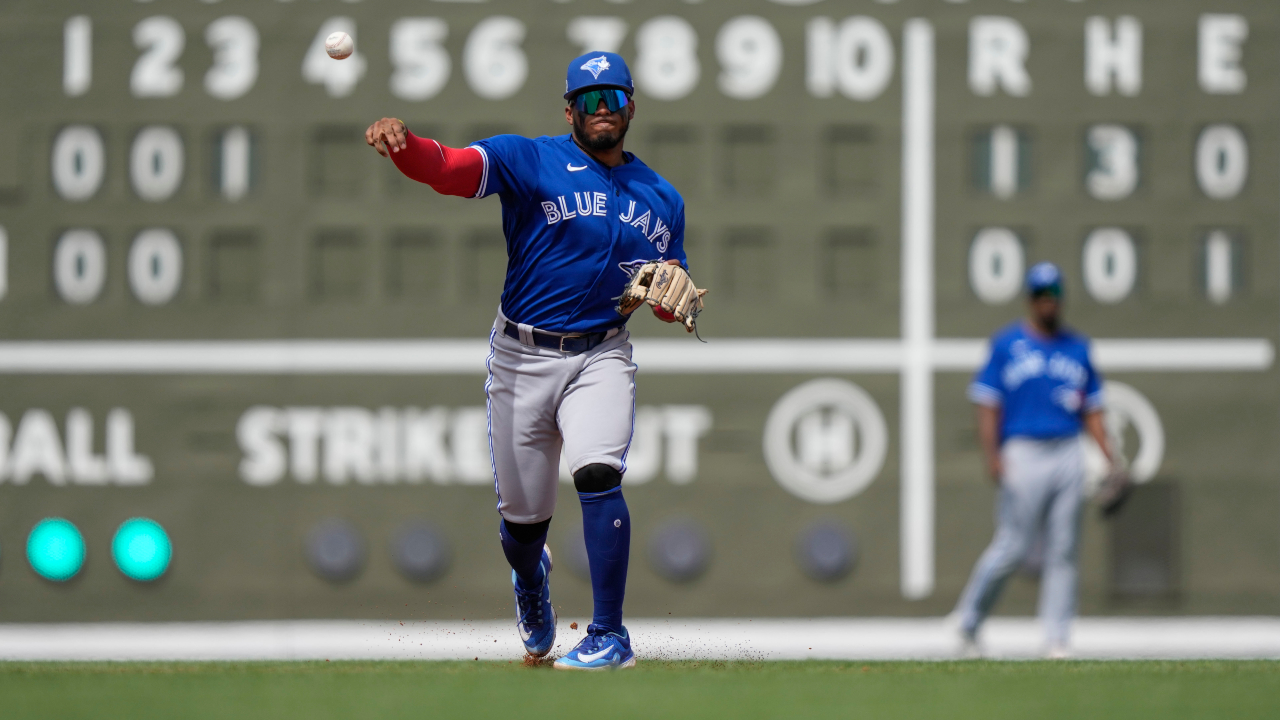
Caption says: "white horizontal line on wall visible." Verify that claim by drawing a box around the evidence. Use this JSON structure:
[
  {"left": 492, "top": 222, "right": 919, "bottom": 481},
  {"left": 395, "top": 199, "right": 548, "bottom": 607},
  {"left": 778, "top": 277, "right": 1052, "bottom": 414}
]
[
  {"left": 635, "top": 339, "right": 905, "bottom": 373},
  {"left": 0, "top": 617, "right": 1276, "bottom": 661},
  {"left": 0, "top": 338, "right": 1269, "bottom": 375}
]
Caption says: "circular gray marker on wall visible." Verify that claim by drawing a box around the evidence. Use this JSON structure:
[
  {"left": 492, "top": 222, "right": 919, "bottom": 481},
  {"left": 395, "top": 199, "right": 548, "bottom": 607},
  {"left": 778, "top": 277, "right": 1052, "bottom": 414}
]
[
  {"left": 305, "top": 518, "right": 366, "bottom": 582},
  {"left": 648, "top": 519, "right": 712, "bottom": 583},
  {"left": 560, "top": 525, "right": 592, "bottom": 581},
  {"left": 391, "top": 521, "right": 451, "bottom": 583},
  {"left": 797, "top": 522, "right": 856, "bottom": 582}
]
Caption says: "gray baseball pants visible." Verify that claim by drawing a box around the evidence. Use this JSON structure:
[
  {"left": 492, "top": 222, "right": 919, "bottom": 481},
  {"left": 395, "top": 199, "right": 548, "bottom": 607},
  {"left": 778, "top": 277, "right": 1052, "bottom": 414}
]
[
  {"left": 485, "top": 313, "right": 637, "bottom": 524},
  {"left": 954, "top": 436, "right": 1084, "bottom": 648}
]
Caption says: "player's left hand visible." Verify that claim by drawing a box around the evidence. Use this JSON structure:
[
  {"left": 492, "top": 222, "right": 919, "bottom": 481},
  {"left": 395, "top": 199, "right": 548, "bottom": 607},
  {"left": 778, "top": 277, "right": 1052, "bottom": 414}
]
[
  {"left": 651, "top": 260, "right": 686, "bottom": 326},
  {"left": 620, "top": 259, "right": 705, "bottom": 333},
  {"left": 652, "top": 306, "right": 678, "bottom": 323},
  {"left": 366, "top": 117, "right": 408, "bottom": 157}
]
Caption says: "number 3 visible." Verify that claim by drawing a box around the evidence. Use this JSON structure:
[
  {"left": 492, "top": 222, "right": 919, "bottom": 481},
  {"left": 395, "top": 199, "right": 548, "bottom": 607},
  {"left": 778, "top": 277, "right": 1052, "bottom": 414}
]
[{"left": 205, "top": 16, "right": 259, "bottom": 101}]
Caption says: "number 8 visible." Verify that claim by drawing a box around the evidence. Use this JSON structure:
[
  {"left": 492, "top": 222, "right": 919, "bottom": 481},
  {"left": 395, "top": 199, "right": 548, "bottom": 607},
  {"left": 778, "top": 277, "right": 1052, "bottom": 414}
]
[{"left": 636, "top": 16, "right": 700, "bottom": 101}]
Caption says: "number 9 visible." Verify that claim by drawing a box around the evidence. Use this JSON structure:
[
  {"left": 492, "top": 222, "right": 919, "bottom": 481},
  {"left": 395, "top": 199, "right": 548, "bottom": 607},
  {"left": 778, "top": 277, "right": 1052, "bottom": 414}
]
[{"left": 716, "top": 16, "right": 782, "bottom": 100}]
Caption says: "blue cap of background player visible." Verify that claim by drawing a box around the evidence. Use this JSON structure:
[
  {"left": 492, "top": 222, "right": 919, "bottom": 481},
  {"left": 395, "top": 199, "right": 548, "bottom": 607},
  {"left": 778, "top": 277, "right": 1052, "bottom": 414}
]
[
  {"left": 564, "top": 51, "right": 633, "bottom": 100},
  {"left": 1026, "top": 262, "right": 1063, "bottom": 297}
]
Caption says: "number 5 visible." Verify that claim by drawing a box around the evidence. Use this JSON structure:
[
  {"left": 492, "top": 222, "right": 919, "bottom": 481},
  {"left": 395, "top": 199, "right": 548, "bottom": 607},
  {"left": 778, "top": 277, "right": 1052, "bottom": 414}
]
[{"left": 390, "top": 18, "right": 451, "bottom": 102}]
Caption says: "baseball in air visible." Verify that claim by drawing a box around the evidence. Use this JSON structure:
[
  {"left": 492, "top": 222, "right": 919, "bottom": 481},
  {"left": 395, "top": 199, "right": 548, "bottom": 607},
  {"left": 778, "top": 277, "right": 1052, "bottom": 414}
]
[{"left": 325, "top": 32, "right": 354, "bottom": 60}]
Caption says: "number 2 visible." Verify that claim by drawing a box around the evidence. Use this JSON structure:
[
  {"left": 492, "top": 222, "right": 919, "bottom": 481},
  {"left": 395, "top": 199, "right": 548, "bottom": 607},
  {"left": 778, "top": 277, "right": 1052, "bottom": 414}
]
[{"left": 132, "top": 16, "right": 185, "bottom": 98}]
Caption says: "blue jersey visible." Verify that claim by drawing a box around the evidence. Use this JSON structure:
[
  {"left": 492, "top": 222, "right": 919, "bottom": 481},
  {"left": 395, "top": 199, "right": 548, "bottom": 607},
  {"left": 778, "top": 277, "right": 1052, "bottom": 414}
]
[
  {"left": 967, "top": 322, "right": 1104, "bottom": 442},
  {"left": 469, "top": 133, "right": 687, "bottom": 334}
]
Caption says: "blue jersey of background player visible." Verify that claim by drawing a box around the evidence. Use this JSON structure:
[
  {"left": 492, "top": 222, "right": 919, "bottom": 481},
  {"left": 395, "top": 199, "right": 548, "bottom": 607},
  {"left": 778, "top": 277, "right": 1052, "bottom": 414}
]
[
  {"left": 366, "top": 51, "right": 690, "bottom": 670},
  {"left": 953, "top": 262, "right": 1118, "bottom": 658}
]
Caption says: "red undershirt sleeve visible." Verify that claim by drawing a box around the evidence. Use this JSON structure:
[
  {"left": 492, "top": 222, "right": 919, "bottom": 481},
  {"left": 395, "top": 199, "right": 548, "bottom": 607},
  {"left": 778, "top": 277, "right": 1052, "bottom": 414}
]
[{"left": 389, "top": 131, "right": 484, "bottom": 198}]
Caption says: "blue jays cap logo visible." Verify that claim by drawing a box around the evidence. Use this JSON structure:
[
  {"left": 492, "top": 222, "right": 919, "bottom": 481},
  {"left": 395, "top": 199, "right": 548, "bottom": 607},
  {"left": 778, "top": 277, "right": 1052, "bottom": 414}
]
[
  {"left": 565, "top": 51, "right": 633, "bottom": 99},
  {"left": 581, "top": 56, "right": 610, "bottom": 80}
]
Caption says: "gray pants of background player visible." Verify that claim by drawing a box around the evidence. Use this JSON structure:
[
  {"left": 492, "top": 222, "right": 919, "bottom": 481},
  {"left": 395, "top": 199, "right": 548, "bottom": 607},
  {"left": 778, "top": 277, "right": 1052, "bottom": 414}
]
[
  {"left": 954, "top": 436, "right": 1085, "bottom": 648},
  {"left": 486, "top": 313, "right": 636, "bottom": 524}
]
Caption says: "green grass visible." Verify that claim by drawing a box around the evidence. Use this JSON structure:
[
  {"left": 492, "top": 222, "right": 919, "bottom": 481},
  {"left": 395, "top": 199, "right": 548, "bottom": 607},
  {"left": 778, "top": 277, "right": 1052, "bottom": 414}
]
[{"left": 2, "top": 660, "right": 1278, "bottom": 720}]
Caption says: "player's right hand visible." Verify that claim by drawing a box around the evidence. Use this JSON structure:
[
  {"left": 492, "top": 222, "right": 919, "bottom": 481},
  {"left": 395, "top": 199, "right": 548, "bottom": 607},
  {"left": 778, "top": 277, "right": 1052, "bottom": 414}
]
[{"left": 366, "top": 118, "right": 408, "bottom": 157}]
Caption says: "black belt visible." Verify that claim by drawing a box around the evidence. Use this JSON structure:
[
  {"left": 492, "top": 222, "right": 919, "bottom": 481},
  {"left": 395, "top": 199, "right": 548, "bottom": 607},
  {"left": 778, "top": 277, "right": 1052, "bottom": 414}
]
[{"left": 504, "top": 321, "right": 611, "bottom": 353}]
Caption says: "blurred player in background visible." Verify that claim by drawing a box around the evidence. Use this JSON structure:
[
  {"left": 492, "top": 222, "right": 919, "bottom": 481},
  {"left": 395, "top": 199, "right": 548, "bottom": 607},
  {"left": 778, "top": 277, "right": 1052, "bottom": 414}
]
[
  {"left": 366, "top": 51, "right": 693, "bottom": 670},
  {"left": 954, "top": 262, "right": 1118, "bottom": 659}
]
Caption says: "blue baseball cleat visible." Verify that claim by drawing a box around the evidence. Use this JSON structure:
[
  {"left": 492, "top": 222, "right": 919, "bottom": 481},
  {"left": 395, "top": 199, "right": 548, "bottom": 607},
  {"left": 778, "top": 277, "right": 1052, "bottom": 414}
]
[
  {"left": 513, "top": 545, "right": 557, "bottom": 657},
  {"left": 553, "top": 624, "right": 636, "bottom": 670}
]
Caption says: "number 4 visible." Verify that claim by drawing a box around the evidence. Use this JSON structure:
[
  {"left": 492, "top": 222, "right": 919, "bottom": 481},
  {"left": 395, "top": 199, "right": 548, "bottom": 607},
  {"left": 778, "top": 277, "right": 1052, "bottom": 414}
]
[{"left": 303, "top": 17, "right": 367, "bottom": 98}]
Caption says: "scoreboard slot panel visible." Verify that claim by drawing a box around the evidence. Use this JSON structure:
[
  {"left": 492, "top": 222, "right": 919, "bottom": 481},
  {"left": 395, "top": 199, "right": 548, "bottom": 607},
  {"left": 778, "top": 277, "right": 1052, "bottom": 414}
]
[
  {"left": 1109, "top": 481, "right": 1181, "bottom": 602},
  {"left": 50, "top": 125, "right": 107, "bottom": 203},
  {"left": 462, "top": 229, "right": 508, "bottom": 303},
  {"left": 207, "top": 231, "right": 262, "bottom": 303},
  {"left": 309, "top": 126, "right": 368, "bottom": 199},
  {"left": 721, "top": 228, "right": 775, "bottom": 302},
  {"left": 722, "top": 125, "right": 777, "bottom": 198},
  {"left": 967, "top": 226, "right": 1029, "bottom": 306},
  {"left": 1197, "top": 229, "right": 1246, "bottom": 305},
  {"left": 310, "top": 230, "right": 367, "bottom": 302},
  {"left": 0, "top": 128, "right": 23, "bottom": 203},
  {"left": 385, "top": 230, "right": 444, "bottom": 303},
  {"left": 210, "top": 126, "right": 257, "bottom": 202},
  {"left": 129, "top": 125, "right": 186, "bottom": 203},
  {"left": 646, "top": 125, "right": 701, "bottom": 199},
  {"left": 1080, "top": 226, "right": 1143, "bottom": 306},
  {"left": 821, "top": 227, "right": 878, "bottom": 301},
  {"left": 970, "top": 124, "right": 1032, "bottom": 199},
  {"left": 824, "top": 125, "right": 878, "bottom": 198},
  {"left": 1083, "top": 123, "right": 1144, "bottom": 201}
]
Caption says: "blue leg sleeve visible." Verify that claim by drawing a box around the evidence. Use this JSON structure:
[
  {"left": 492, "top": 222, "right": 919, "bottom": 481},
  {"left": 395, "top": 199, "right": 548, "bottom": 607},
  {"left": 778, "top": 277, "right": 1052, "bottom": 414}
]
[
  {"left": 499, "top": 518, "right": 549, "bottom": 589},
  {"left": 579, "top": 487, "right": 630, "bottom": 634}
]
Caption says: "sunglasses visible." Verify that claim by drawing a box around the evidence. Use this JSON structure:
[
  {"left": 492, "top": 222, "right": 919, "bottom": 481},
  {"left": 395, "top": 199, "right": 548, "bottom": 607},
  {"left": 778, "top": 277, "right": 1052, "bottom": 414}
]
[
  {"left": 572, "top": 88, "right": 630, "bottom": 114},
  {"left": 1031, "top": 286, "right": 1062, "bottom": 299}
]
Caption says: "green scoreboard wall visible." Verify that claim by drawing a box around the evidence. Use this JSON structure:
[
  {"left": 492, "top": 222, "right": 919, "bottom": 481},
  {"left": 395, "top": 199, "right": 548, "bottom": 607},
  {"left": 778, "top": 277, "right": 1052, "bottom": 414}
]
[{"left": 0, "top": 0, "right": 1276, "bottom": 621}]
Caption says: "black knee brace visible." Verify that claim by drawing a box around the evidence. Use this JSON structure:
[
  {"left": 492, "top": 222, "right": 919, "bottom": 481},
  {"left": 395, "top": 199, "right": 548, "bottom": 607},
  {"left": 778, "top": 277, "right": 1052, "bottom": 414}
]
[
  {"left": 573, "top": 463, "right": 622, "bottom": 494},
  {"left": 503, "top": 517, "right": 551, "bottom": 544}
]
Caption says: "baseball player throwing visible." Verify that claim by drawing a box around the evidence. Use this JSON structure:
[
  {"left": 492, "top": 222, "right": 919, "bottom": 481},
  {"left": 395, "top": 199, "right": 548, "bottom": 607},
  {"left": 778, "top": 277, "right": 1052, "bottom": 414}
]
[
  {"left": 366, "top": 52, "right": 702, "bottom": 670},
  {"left": 954, "top": 263, "right": 1117, "bottom": 658}
]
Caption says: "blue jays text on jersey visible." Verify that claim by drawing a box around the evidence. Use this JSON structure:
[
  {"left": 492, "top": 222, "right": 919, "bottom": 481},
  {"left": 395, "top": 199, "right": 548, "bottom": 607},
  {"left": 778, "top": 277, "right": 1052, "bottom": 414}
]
[
  {"left": 468, "top": 133, "right": 687, "bottom": 334},
  {"left": 967, "top": 322, "right": 1104, "bottom": 442}
]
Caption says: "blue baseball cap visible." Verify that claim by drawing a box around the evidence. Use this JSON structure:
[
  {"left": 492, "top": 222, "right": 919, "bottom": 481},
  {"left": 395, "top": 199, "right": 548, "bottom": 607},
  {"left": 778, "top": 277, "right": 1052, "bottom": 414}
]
[
  {"left": 564, "top": 51, "right": 633, "bottom": 100},
  {"left": 1026, "top": 262, "right": 1064, "bottom": 295}
]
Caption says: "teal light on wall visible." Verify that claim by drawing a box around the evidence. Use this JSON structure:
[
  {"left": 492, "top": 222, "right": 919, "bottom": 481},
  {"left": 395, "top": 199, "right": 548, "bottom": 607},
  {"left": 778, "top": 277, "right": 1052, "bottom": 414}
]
[
  {"left": 112, "top": 518, "right": 172, "bottom": 581},
  {"left": 27, "top": 518, "right": 86, "bottom": 581}
]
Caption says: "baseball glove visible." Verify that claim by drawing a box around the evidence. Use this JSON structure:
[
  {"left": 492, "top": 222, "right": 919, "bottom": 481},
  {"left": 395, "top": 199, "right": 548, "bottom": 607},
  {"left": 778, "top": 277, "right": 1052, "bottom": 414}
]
[
  {"left": 616, "top": 261, "right": 707, "bottom": 333},
  {"left": 1096, "top": 467, "right": 1134, "bottom": 518}
]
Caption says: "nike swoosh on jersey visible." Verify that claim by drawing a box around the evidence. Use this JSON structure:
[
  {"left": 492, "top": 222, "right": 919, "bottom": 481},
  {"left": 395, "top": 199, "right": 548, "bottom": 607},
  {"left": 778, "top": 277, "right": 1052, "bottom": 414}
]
[
  {"left": 576, "top": 646, "right": 616, "bottom": 663},
  {"left": 567, "top": 163, "right": 588, "bottom": 172}
]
